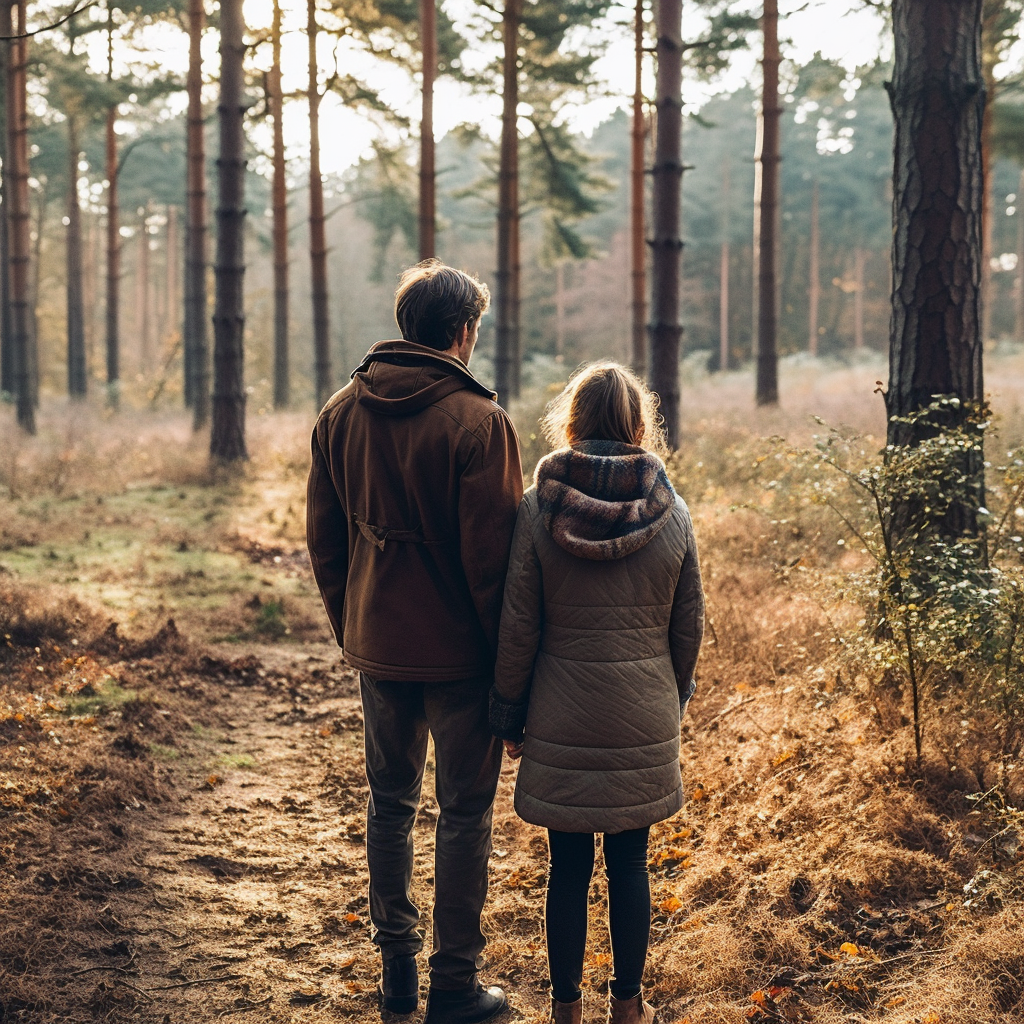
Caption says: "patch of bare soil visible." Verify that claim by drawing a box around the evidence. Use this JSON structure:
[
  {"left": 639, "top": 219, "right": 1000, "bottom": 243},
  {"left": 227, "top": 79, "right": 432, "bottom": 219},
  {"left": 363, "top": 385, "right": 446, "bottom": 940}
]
[{"left": 0, "top": 590, "right": 548, "bottom": 1024}]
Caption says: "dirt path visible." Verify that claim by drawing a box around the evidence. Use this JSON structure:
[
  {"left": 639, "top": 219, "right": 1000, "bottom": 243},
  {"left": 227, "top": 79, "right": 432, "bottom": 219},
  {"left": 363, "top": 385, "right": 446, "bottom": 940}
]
[{"left": 51, "top": 642, "right": 548, "bottom": 1024}]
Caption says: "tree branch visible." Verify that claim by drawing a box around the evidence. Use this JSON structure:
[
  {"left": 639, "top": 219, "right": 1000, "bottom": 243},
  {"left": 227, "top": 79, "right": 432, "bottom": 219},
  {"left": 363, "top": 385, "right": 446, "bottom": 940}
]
[{"left": 0, "top": 0, "right": 98, "bottom": 40}]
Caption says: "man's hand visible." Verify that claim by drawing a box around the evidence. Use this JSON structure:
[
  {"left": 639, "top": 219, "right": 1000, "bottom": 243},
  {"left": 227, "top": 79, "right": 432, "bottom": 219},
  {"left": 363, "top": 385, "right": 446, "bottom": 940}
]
[{"left": 503, "top": 739, "right": 524, "bottom": 760}]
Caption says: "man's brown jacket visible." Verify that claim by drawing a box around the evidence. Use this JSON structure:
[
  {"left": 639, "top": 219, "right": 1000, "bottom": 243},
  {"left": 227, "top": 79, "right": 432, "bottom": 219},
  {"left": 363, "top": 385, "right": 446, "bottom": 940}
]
[{"left": 306, "top": 340, "right": 524, "bottom": 682}]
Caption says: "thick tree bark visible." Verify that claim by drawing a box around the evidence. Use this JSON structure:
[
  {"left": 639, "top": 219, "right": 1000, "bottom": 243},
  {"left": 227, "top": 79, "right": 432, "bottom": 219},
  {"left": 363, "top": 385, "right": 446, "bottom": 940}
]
[
  {"left": 630, "top": 0, "right": 646, "bottom": 377},
  {"left": 419, "top": 0, "right": 436, "bottom": 260},
  {"left": 210, "top": 0, "right": 247, "bottom": 461},
  {"left": 979, "top": 1, "right": 999, "bottom": 344},
  {"left": 808, "top": 180, "right": 819, "bottom": 357},
  {"left": 6, "top": 0, "right": 33, "bottom": 431},
  {"left": 755, "top": 0, "right": 780, "bottom": 405},
  {"left": 270, "top": 0, "right": 288, "bottom": 408},
  {"left": 185, "top": 0, "right": 209, "bottom": 427},
  {"left": 0, "top": 1, "right": 12, "bottom": 399},
  {"left": 648, "top": 0, "right": 683, "bottom": 448},
  {"left": 887, "top": 0, "right": 985, "bottom": 449},
  {"left": 104, "top": 4, "right": 120, "bottom": 409},
  {"left": 495, "top": 0, "right": 521, "bottom": 403},
  {"left": 308, "top": 0, "right": 331, "bottom": 409},
  {"left": 67, "top": 112, "right": 87, "bottom": 397}
]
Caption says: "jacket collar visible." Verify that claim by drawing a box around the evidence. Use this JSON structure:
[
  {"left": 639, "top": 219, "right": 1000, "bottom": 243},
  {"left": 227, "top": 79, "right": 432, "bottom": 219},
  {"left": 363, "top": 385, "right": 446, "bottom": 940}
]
[{"left": 352, "top": 340, "right": 496, "bottom": 401}]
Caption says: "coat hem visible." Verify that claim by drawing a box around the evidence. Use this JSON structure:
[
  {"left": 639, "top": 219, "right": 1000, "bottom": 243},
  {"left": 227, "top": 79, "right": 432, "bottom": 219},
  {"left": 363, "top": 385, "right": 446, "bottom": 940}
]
[
  {"left": 345, "top": 652, "right": 491, "bottom": 683},
  {"left": 513, "top": 789, "right": 684, "bottom": 833}
]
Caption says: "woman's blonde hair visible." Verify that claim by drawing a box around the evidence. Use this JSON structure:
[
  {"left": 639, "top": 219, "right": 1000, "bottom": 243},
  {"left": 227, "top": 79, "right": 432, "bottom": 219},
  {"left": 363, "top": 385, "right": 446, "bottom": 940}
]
[{"left": 541, "top": 361, "right": 667, "bottom": 456}]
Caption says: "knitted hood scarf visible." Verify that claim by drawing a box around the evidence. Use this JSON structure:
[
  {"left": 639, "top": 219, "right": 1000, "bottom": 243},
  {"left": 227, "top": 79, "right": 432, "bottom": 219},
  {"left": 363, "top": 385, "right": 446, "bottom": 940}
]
[{"left": 534, "top": 440, "right": 676, "bottom": 561}]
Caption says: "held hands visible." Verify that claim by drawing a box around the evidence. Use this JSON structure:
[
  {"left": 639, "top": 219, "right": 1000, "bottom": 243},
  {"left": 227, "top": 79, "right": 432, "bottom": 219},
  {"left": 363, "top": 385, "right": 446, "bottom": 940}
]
[{"left": 503, "top": 739, "right": 524, "bottom": 760}]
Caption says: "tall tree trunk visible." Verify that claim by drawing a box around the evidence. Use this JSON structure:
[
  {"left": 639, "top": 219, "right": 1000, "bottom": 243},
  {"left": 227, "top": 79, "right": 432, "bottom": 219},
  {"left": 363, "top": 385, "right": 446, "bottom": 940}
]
[
  {"left": 104, "top": 4, "right": 120, "bottom": 409},
  {"left": 495, "top": 0, "right": 521, "bottom": 402},
  {"left": 719, "top": 159, "right": 730, "bottom": 371},
  {"left": 5, "top": 0, "right": 32, "bottom": 430},
  {"left": 165, "top": 204, "right": 177, "bottom": 350},
  {"left": 137, "top": 210, "right": 151, "bottom": 372},
  {"left": 648, "top": 0, "right": 683, "bottom": 448},
  {"left": 210, "top": 0, "right": 247, "bottom": 461},
  {"left": 419, "top": 0, "right": 436, "bottom": 260},
  {"left": 555, "top": 261, "right": 565, "bottom": 357},
  {"left": 809, "top": 180, "right": 820, "bottom": 356},
  {"left": 84, "top": 208, "right": 97, "bottom": 374},
  {"left": 887, "top": 0, "right": 984, "bottom": 453},
  {"left": 853, "top": 246, "right": 866, "bottom": 350},
  {"left": 1016, "top": 166, "right": 1024, "bottom": 341},
  {"left": 185, "top": 0, "right": 209, "bottom": 427},
  {"left": 0, "top": 6, "right": 10, "bottom": 401},
  {"left": 630, "top": 0, "right": 646, "bottom": 377},
  {"left": 270, "top": 0, "right": 288, "bottom": 408},
  {"left": 755, "top": 0, "right": 780, "bottom": 406},
  {"left": 67, "top": 111, "right": 87, "bottom": 397},
  {"left": 308, "top": 0, "right": 331, "bottom": 409},
  {"left": 979, "top": 1, "right": 999, "bottom": 344}
]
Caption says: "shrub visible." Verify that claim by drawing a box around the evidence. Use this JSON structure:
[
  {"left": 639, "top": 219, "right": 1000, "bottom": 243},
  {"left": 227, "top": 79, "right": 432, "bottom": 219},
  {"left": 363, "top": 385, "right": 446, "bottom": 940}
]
[{"left": 808, "top": 399, "right": 1024, "bottom": 789}]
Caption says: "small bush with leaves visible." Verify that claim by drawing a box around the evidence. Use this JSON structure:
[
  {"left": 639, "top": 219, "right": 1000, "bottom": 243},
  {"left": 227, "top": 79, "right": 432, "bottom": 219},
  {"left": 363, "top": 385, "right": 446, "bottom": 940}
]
[{"left": 804, "top": 398, "right": 1024, "bottom": 788}]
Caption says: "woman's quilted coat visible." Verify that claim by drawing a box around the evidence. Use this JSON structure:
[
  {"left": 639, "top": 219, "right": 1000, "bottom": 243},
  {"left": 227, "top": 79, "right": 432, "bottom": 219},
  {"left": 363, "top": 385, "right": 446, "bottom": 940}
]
[{"left": 491, "top": 440, "right": 705, "bottom": 833}]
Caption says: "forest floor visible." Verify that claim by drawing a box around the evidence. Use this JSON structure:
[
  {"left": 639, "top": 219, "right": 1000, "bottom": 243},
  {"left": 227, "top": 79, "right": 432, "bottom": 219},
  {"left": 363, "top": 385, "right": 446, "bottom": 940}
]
[{"left": 4, "top": 356, "right": 1024, "bottom": 1023}]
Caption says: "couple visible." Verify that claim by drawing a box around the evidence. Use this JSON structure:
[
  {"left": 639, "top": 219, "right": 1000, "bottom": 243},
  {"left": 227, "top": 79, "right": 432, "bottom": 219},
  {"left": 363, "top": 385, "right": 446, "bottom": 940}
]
[{"left": 307, "top": 261, "right": 705, "bottom": 1024}]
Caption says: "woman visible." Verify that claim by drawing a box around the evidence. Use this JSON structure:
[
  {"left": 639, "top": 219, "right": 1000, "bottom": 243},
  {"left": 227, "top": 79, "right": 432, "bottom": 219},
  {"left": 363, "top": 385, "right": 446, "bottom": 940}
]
[{"left": 490, "top": 363, "right": 704, "bottom": 1024}]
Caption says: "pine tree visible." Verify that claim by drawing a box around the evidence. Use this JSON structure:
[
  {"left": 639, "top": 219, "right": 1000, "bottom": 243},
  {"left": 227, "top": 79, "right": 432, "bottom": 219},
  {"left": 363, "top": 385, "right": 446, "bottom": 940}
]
[
  {"left": 184, "top": 0, "right": 209, "bottom": 427},
  {"left": 6, "top": 0, "right": 33, "bottom": 431},
  {"left": 210, "top": 0, "right": 248, "bottom": 461},
  {"left": 649, "top": 0, "right": 683, "bottom": 446},
  {"left": 755, "top": 0, "right": 780, "bottom": 406},
  {"left": 270, "top": 0, "right": 288, "bottom": 408}
]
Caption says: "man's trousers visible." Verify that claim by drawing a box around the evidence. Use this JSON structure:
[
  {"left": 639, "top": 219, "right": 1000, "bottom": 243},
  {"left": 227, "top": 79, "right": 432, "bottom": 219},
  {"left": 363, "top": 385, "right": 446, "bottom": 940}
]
[{"left": 359, "top": 674, "right": 503, "bottom": 990}]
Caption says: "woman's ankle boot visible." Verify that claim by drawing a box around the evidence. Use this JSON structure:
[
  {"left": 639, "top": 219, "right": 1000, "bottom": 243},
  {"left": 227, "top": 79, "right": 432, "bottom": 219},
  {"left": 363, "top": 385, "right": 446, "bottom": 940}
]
[
  {"left": 608, "top": 991, "right": 654, "bottom": 1024},
  {"left": 551, "top": 995, "right": 583, "bottom": 1024}
]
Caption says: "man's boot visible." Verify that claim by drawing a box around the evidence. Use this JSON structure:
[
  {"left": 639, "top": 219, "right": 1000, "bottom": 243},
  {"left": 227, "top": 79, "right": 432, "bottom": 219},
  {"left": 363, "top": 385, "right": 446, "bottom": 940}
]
[
  {"left": 608, "top": 991, "right": 655, "bottom": 1024},
  {"left": 379, "top": 954, "right": 418, "bottom": 1015},
  {"left": 551, "top": 995, "right": 583, "bottom": 1024},
  {"left": 423, "top": 981, "right": 508, "bottom": 1024}
]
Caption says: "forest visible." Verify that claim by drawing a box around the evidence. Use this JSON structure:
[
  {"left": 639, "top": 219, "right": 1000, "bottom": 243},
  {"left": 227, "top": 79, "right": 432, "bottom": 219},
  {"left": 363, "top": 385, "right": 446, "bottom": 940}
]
[{"left": 4, "top": 0, "right": 1024, "bottom": 1022}]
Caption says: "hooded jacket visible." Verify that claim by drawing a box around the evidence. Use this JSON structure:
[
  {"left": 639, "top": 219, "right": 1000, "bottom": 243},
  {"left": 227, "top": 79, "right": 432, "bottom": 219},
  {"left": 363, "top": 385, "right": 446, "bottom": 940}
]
[
  {"left": 306, "top": 340, "right": 524, "bottom": 682},
  {"left": 490, "top": 440, "right": 704, "bottom": 833}
]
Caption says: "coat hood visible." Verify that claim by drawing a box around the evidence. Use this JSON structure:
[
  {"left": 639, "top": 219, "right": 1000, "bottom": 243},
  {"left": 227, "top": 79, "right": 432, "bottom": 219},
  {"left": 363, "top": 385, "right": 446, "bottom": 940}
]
[
  {"left": 351, "top": 339, "right": 496, "bottom": 416},
  {"left": 534, "top": 440, "right": 676, "bottom": 560}
]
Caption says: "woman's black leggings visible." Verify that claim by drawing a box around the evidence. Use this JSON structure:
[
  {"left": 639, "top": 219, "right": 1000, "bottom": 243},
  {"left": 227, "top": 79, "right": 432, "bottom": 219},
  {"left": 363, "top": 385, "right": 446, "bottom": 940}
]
[{"left": 545, "top": 827, "right": 651, "bottom": 1003}]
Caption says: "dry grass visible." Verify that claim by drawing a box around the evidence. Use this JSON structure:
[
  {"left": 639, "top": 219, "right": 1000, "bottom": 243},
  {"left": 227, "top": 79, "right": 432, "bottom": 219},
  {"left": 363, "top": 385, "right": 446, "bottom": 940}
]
[{"left": 2, "top": 357, "right": 1024, "bottom": 1021}]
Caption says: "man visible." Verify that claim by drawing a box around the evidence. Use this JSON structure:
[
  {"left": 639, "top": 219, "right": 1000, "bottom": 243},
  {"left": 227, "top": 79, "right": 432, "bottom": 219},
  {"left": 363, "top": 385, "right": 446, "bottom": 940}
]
[{"left": 307, "top": 261, "right": 523, "bottom": 1024}]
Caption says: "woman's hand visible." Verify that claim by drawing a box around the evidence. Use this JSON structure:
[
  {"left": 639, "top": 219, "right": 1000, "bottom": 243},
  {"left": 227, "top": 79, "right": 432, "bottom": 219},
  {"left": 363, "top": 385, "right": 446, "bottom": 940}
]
[{"left": 503, "top": 739, "right": 524, "bottom": 760}]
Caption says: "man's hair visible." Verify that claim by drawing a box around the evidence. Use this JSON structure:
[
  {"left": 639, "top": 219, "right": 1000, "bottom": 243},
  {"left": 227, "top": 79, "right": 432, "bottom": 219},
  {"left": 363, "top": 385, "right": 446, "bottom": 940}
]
[{"left": 394, "top": 260, "right": 491, "bottom": 351}]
